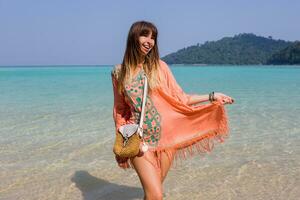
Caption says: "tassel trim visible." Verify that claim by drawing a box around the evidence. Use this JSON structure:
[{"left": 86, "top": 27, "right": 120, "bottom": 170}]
[
  {"left": 115, "top": 104, "right": 230, "bottom": 171},
  {"left": 115, "top": 127, "right": 229, "bottom": 170}
]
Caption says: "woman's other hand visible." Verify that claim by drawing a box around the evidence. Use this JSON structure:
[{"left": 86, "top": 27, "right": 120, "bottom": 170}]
[
  {"left": 115, "top": 154, "right": 129, "bottom": 168},
  {"left": 214, "top": 92, "right": 235, "bottom": 105}
]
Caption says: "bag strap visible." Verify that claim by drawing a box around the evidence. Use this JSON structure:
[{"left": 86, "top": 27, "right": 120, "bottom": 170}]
[{"left": 138, "top": 74, "right": 148, "bottom": 132}]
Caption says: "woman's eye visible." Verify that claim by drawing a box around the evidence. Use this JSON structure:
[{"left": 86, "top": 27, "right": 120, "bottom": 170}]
[{"left": 140, "top": 32, "right": 148, "bottom": 37}]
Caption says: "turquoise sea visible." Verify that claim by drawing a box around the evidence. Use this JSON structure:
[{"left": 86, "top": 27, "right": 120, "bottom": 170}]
[{"left": 0, "top": 65, "right": 299, "bottom": 200}]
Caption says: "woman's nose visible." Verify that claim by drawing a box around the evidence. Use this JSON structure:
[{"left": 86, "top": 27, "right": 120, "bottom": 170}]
[{"left": 147, "top": 38, "right": 154, "bottom": 44}]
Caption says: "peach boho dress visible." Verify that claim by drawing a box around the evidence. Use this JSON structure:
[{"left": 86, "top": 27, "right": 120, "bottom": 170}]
[{"left": 111, "top": 60, "right": 230, "bottom": 171}]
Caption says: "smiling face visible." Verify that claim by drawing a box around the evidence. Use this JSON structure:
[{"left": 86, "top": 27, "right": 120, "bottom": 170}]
[
  {"left": 122, "top": 21, "right": 159, "bottom": 69},
  {"left": 138, "top": 31, "right": 155, "bottom": 56}
]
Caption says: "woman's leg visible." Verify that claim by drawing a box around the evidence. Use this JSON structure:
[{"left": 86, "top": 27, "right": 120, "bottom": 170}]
[
  {"left": 130, "top": 153, "right": 163, "bottom": 200},
  {"left": 160, "top": 150, "right": 176, "bottom": 183}
]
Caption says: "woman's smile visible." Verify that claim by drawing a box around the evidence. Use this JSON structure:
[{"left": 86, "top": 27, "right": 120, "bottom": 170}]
[{"left": 142, "top": 43, "right": 152, "bottom": 52}]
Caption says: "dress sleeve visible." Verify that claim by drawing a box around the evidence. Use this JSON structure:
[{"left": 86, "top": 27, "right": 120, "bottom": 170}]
[
  {"left": 160, "top": 60, "right": 192, "bottom": 105},
  {"left": 111, "top": 68, "right": 131, "bottom": 133}
]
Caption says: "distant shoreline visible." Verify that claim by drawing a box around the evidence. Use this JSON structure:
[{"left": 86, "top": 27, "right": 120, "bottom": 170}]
[{"left": 1, "top": 64, "right": 300, "bottom": 68}]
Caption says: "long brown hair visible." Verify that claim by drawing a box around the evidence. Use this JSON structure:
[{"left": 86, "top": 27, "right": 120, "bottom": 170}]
[{"left": 115, "top": 20, "right": 162, "bottom": 95}]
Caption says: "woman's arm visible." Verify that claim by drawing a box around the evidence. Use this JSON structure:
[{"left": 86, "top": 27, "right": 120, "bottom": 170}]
[
  {"left": 111, "top": 66, "right": 131, "bottom": 132},
  {"left": 111, "top": 66, "right": 132, "bottom": 167},
  {"left": 186, "top": 94, "right": 210, "bottom": 105},
  {"left": 187, "top": 92, "right": 235, "bottom": 105},
  {"left": 160, "top": 60, "right": 235, "bottom": 106}
]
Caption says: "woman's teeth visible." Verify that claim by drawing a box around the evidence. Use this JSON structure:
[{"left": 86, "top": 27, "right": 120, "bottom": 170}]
[{"left": 143, "top": 44, "right": 150, "bottom": 50}]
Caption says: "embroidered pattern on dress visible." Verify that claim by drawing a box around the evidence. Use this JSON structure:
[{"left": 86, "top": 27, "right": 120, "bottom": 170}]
[{"left": 124, "top": 70, "right": 162, "bottom": 147}]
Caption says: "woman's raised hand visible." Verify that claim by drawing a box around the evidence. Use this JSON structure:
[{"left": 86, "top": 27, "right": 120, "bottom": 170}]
[{"left": 213, "top": 92, "right": 235, "bottom": 105}]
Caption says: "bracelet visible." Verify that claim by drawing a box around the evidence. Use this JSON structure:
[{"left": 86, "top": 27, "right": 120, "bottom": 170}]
[{"left": 209, "top": 91, "right": 215, "bottom": 102}]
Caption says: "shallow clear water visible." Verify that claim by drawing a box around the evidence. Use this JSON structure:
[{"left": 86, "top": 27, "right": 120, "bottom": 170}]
[{"left": 0, "top": 65, "right": 299, "bottom": 200}]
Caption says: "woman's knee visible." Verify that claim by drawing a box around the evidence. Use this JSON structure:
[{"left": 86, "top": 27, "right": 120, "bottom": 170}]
[
  {"left": 142, "top": 169, "right": 163, "bottom": 200},
  {"left": 144, "top": 188, "right": 163, "bottom": 200}
]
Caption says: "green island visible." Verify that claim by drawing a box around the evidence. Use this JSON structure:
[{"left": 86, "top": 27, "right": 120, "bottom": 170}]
[{"left": 161, "top": 33, "right": 300, "bottom": 65}]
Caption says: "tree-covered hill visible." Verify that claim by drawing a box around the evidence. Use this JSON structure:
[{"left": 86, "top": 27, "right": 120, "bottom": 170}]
[
  {"left": 161, "top": 33, "right": 293, "bottom": 65},
  {"left": 266, "top": 41, "right": 300, "bottom": 65}
]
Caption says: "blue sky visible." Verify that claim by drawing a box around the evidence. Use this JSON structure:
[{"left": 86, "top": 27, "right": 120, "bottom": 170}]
[{"left": 0, "top": 0, "right": 299, "bottom": 66}]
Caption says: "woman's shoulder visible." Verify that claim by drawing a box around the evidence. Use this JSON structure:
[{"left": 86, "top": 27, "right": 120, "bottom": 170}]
[
  {"left": 111, "top": 64, "right": 122, "bottom": 79},
  {"left": 158, "top": 59, "right": 171, "bottom": 75},
  {"left": 159, "top": 59, "right": 172, "bottom": 71},
  {"left": 159, "top": 59, "right": 168, "bottom": 68}
]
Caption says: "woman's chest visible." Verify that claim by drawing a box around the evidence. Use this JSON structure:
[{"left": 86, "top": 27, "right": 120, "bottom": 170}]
[
  {"left": 123, "top": 72, "right": 162, "bottom": 146},
  {"left": 124, "top": 72, "right": 146, "bottom": 112}
]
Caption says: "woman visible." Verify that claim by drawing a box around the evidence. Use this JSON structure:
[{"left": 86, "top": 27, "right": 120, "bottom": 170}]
[{"left": 111, "top": 21, "right": 234, "bottom": 200}]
